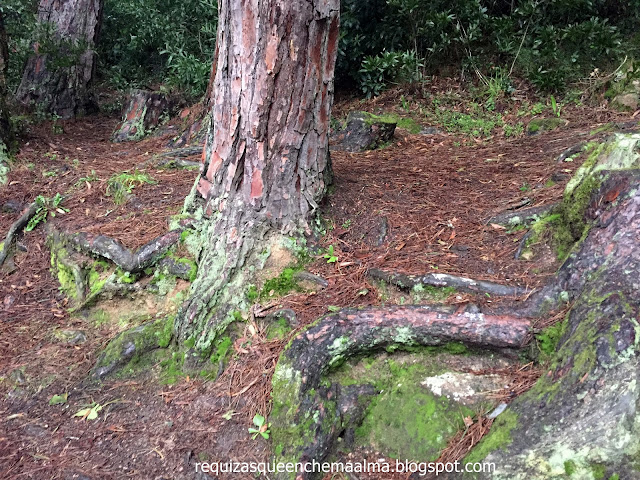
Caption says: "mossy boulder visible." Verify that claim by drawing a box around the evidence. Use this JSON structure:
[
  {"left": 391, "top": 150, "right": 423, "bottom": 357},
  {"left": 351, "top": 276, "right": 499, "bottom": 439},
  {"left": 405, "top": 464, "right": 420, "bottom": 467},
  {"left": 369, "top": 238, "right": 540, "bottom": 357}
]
[{"left": 527, "top": 117, "right": 569, "bottom": 135}]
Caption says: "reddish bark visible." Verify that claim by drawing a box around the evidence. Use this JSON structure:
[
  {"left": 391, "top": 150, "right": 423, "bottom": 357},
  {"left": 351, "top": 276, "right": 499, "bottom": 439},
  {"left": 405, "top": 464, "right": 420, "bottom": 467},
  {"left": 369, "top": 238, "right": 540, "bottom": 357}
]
[{"left": 174, "top": 0, "right": 340, "bottom": 343}]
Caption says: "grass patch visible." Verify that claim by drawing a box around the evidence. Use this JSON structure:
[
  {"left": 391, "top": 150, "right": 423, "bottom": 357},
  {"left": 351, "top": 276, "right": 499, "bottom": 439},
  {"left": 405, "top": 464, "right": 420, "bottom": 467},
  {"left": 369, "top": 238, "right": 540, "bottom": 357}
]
[{"left": 106, "top": 170, "right": 157, "bottom": 205}]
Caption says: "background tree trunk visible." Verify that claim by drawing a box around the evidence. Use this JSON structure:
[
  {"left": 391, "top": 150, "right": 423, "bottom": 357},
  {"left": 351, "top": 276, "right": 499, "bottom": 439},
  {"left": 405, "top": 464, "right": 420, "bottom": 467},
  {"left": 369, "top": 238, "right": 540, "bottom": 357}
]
[
  {"left": 173, "top": 0, "right": 340, "bottom": 353},
  {"left": 1, "top": 9, "right": 14, "bottom": 182},
  {"left": 16, "top": 0, "right": 103, "bottom": 119}
]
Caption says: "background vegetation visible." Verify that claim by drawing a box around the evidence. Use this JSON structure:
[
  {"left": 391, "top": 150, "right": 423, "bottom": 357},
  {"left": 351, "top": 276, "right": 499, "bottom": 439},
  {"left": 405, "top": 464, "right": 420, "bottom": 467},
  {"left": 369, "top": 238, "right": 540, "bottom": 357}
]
[{"left": 1, "top": 0, "right": 639, "bottom": 99}]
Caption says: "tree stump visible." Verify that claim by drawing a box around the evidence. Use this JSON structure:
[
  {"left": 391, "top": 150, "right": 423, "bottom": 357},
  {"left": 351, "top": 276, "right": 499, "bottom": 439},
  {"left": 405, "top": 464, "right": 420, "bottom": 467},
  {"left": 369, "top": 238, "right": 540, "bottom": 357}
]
[
  {"left": 330, "top": 111, "right": 397, "bottom": 152},
  {"left": 111, "top": 89, "right": 172, "bottom": 143},
  {"left": 15, "top": 0, "right": 103, "bottom": 119}
]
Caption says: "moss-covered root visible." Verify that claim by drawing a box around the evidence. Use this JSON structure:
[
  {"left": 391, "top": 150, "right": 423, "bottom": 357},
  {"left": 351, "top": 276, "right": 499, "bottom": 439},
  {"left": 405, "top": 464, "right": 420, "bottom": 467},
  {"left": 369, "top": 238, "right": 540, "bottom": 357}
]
[
  {"left": 92, "top": 317, "right": 174, "bottom": 380},
  {"left": 270, "top": 305, "right": 531, "bottom": 479},
  {"left": 464, "top": 161, "right": 640, "bottom": 478}
]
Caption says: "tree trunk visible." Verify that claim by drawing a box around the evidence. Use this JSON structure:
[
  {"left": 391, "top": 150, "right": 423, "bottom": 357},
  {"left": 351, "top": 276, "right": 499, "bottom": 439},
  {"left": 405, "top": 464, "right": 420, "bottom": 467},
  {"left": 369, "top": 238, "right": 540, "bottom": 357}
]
[
  {"left": 15, "top": 0, "right": 103, "bottom": 119},
  {"left": 0, "top": 9, "right": 14, "bottom": 182},
  {"left": 173, "top": 0, "right": 340, "bottom": 353}
]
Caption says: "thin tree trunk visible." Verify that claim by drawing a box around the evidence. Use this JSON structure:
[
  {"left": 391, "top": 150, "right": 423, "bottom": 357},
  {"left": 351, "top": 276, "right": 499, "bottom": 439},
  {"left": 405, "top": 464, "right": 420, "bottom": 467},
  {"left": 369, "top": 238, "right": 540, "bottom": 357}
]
[
  {"left": 16, "top": 0, "right": 103, "bottom": 119},
  {"left": 173, "top": 0, "right": 340, "bottom": 353}
]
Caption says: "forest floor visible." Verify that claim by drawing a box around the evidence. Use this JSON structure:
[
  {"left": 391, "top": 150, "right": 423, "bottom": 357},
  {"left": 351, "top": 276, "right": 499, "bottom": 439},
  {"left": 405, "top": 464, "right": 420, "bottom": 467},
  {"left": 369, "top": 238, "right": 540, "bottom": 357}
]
[{"left": 0, "top": 82, "right": 637, "bottom": 480}]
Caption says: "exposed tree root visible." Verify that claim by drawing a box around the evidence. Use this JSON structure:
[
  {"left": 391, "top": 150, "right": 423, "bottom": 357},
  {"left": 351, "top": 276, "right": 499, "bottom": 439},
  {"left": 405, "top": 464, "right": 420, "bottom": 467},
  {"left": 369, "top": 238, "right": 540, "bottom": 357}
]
[
  {"left": 486, "top": 203, "right": 556, "bottom": 227},
  {"left": 0, "top": 202, "right": 37, "bottom": 266},
  {"left": 555, "top": 141, "right": 587, "bottom": 163},
  {"left": 58, "top": 228, "right": 186, "bottom": 273},
  {"left": 270, "top": 305, "right": 531, "bottom": 478},
  {"left": 368, "top": 268, "right": 529, "bottom": 297}
]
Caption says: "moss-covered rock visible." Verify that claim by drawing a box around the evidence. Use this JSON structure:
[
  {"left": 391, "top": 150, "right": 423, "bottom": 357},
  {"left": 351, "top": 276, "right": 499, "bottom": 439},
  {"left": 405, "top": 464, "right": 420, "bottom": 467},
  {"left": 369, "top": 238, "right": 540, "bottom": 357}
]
[{"left": 527, "top": 117, "right": 569, "bottom": 135}]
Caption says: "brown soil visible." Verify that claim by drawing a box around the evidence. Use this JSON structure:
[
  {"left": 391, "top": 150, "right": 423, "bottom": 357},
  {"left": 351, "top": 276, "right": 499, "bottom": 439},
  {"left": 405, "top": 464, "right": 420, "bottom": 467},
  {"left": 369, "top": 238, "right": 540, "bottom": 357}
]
[{"left": 0, "top": 86, "right": 635, "bottom": 480}]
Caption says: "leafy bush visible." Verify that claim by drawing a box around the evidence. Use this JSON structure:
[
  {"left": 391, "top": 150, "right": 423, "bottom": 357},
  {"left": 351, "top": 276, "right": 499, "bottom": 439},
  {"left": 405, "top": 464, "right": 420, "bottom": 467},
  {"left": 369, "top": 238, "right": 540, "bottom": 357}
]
[
  {"left": 339, "top": 0, "right": 631, "bottom": 94},
  {"left": 358, "top": 50, "right": 423, "bottom": 97},
  {"left": 98, "top": 0, "right": 217, "bottom": 98},
  {"left": 1, "top": 0, "right": 38, "bottom": 90}
]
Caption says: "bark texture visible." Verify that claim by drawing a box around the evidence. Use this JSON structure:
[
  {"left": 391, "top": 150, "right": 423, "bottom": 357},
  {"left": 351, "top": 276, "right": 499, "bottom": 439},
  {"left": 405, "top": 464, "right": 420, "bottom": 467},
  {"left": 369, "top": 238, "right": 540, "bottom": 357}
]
[
  {"left": 16, "top": 0, "right": 103, "bottom": 119},
  {"left": 173, "top": 0, "right": 340, "bottom": 352}
]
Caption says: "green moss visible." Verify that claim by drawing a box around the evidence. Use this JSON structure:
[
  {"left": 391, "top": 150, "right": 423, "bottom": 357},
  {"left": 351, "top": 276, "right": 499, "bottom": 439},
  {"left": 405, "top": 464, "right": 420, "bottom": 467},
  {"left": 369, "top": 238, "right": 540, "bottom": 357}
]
[
  {"left": 608, "top": 474, "right": 620, "bottom": 480},
  {"left": 412, "top": 284, "right": 457, "bottom": 302},
  {"left": 246, "top": 285, "right": 259, "bottom": 302},
  {"left": 353, "top": 358, "right": 473, "bottom": 461},
  {"left": 536, "top": 317, "right": 568, "bottom": 361},
  {"left": 464, "top": 410, "right": 519, "bottom": 464},
  {"left": 565, "top": 460, "right": 577, "bottom": 475},
  {"left": 592, "top": 464, "right": 606, "bottom": 479},
  {"left": 157, "top": 316, "right": 174, "bottom": 348},
  {"left": 209, "top": 336, "right": 232, "bottom": 364},
  {"left": 260, "top": 267, "right": 303, "bottom": 299},
  {"left": 267, "top": 316, "right": 293, "bottom": 340},
  {"left": 160, "top": 351, "right": 185, "bottom": 384},
  {"left": 361, "top": 112, "right": 399, "bottom": 126},
  {"left": 527, "top": 117, "right": 567, "bottom": 134},
  {"left": 90, "top": 309, "right": 110, "bottom": 326},
  {"left": 115, "top": 267, "right": 137, "bottom": 284}
]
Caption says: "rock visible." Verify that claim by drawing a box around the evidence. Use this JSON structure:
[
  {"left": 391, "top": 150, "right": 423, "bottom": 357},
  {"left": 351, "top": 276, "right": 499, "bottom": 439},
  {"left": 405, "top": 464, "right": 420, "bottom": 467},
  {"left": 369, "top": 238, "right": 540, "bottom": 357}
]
[
  {"left": 92, "top": 319, "right": 172, "bottom": 379},
  {"left": 293, "top": 271, "right": 329, "bottom": 291},
  {"left": 527, "top": 118, "right": 569, "bottom": 135},
  {"left": 2, "top": 199, "right": 23, "bottom": 213},
  {"left": 330, "top": 111, "right": 396, "bottom": 152},
  {"left": 612, "top": 92, "right": 639, "bottom": 111},
  {"left": 112, "top": 90, "right": 174, "bottom": 142},
  {"left": 54, "top": 328, "right": 88, "bottom": 345},
  {"left": 420, "top": 126, "right": 443, "bottom": 135},
  {"left": 9, "top": 368, "right": 26, "bottom": 386}
]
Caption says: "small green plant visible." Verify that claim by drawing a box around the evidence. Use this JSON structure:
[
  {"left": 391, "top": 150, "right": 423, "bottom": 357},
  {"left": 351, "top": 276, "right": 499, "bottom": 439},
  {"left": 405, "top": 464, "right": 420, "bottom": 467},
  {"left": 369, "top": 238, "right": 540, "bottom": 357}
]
[
  {"left": 106, "top": 170, "right": 157, "bottom": 205},
  {"left": 26, "top": 193, "right": 68, "bottom": 232},
  {"left": 504, "top": 122, "right": 524, "bottom": 138},
  {"left": 550, "top": 95, "right": 563, "bottom": 117},
  {"left": 75, "top": 169, "right": 99, "bottom": 187},
  {"left": 74, "top": 402, "right": 104, "bottom": 420},
  {"left": 519, "top": 182, "right": 531, "bottom": 192},
  {"left": 248, "top": 414, "right": 271, "bottom": 440},
  {"left": 42, "top": 170, "right": 58, "bottom": 178},
  {"left": 323, "top": 245, "right": 338, "bottom": 263},
  {"left": 342, "top": 219, "right": 352, "bottom": 229},
  {"left": 48, "top": 393, "right": 68, "bottom": 405}
]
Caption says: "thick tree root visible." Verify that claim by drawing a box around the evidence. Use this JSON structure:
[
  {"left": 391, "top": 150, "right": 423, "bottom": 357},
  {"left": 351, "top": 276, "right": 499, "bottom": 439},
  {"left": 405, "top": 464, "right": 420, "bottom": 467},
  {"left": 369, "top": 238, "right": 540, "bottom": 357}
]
[
  {"left": 59, "top": 229, "right": 185, "bottom": 273},
  {"left": 369, "top": 268, "right": 529, "bottom": 297},
  {"left": 270, "top": 305, "right": 531, "bottom": 478},
  {"left": 0, "top": 202, "right": 37, "bottom": 266}
]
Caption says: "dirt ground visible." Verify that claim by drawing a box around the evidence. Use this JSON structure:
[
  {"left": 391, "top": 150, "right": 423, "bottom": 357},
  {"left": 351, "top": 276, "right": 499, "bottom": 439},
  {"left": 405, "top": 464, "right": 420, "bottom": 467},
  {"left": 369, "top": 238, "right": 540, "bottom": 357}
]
[{"left": 0, "top": 84, "right": 635, "bottom": 480}]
